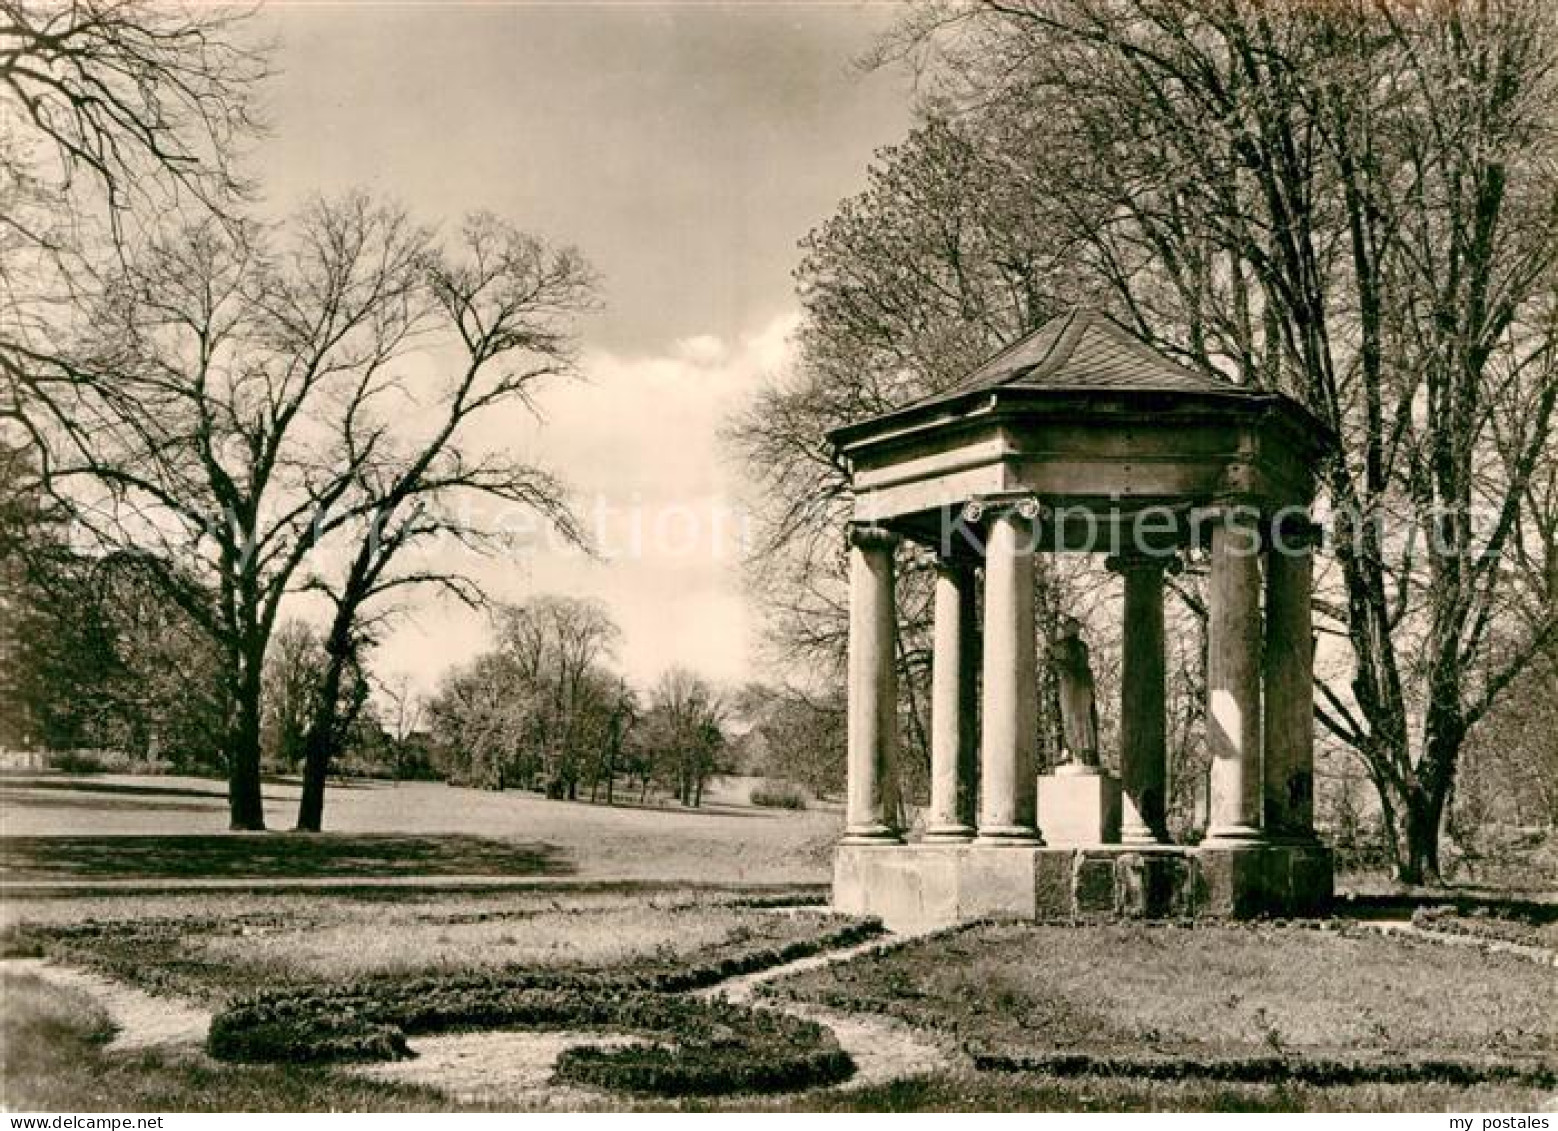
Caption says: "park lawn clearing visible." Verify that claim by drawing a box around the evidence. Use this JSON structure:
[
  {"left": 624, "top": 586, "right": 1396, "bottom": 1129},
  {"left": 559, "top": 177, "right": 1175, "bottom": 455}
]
[
  {"left": 762, "top": 922, "right": 1556, "bottom": 1079},
  {"left": 0, "top": 774, "right": 840, "bottom": 885}
]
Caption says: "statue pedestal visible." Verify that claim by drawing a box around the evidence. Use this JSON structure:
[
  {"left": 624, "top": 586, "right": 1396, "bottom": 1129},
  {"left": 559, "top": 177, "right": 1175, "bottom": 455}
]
[{"left": 1037, "top": 771, "right": 1122, "bottom": 845}]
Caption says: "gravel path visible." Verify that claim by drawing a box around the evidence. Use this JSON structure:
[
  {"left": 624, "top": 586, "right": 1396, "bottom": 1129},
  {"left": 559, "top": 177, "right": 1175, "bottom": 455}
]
[
  {"left": 0, "top": 957, "right": 212, "bottom": 1050},
  {"left": 353, "top": 1031, "right": 643, "bottom": 1110},
  {"left": 365, "top": 927, "right": 956, "bottom": 1101},
  {"left": 695, "top": 927, "right": 962, "bottom": 1088}
]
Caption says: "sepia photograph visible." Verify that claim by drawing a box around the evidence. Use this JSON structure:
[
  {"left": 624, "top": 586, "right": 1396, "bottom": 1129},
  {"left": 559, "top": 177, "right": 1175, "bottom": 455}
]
[{"left": 1, "top": 0, "right": 1555, "bottom": 1118}]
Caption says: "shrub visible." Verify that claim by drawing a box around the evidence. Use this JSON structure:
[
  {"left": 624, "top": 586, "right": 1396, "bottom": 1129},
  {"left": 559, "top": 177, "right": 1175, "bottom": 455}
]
[
  {"left": 749, "top": 783, "right": 807, "bottom": 810},
  {"left": 1411, "top": 905, "right": 1557, "bottom": 954},
  {"left": 967, "top": 1046, "right": 1557, "bottom": 1088},
  {"left": 209, "top": 1005, "right": 409, "bottom": 1063},
  {"left": 210, "top": 983, "right": 854, "bottom": 1094},
  {"left": 45, "top": 749, "right": 171, "bottom": 775},
  {"left": 47, "top": 749, "right": 122, "bottom": 775},
  {"left": 0, "top": 924, "right": 45, "bottom": 959},
  {"left": 556, "top": 1011, "right": 854, "bottom": 1096}
]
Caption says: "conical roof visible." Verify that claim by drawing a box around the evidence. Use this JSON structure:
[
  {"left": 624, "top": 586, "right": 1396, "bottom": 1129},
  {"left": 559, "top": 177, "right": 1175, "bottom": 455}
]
[
  {"left": 827, "top": 306, "right": 1328, "bottom": 455},
  {"left": 916, "top": 307, "right": 1253, "bottom": 406}
]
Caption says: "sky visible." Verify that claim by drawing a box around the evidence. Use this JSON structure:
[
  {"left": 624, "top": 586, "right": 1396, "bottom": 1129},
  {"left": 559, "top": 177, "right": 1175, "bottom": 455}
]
[{"left": 255, "top": 2, "right": 914, "bottom": 691}]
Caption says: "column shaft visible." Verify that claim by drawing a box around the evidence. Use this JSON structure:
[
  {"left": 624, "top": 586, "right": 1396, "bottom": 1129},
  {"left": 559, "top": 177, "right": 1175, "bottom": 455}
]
[
  {"left": 1205, "top": 512, "right": 1264, "bottom": 842},
  {"left": 977, "top": 511, "right": 1042, "bottom": 844},
  {"left": 926, "top": 559, "right": 977, "bottom": 841},
  {"left": 1263, "top": 533, "right": 1316, "bottom": 840},
  {"left": 1117, "top": 558, "right": 1169, "bottom": 844},
  {"left": 843, "top": 527, "right": 901, "bottom": 844}
]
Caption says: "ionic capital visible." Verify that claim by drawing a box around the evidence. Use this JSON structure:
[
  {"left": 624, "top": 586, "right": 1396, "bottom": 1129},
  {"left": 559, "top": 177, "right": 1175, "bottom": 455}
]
[
  {"left": 961, "top": 493, "right": 1048, "bottom": 525},
  {"left": 848, "top": 524, "right": 900, "bottom": 553}
]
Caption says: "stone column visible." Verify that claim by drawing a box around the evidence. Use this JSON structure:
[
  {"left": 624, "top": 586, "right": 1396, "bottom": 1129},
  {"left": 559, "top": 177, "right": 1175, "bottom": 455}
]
[
  {"left": 1264, "top": 515, "right": 1317, "bottom": 841},
  {"left": 976, "top": 504, "right": 1043, "bottom": 845},
  {"left": 843, "top": 525, "right": 902, "bottom": 844},
  {"left": 1109, "top": 553, "right": 1170, "bottom": 845},
  {"left": 1204, "top": 507, "right": 1264, "bottom": 842},
  {"left": 926, "top": 556, "right": 978, "bottom": 841}
]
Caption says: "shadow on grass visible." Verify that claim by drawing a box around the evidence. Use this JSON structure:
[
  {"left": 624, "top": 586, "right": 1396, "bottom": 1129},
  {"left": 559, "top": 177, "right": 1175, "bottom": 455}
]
[
  {"left": 0, "top": 834, "right": 575, "bottom": 881},
  {"left": 570, "top": 795, "right": 786, "bottom": 821},
  {"left": 0, "top": 791, "right": 222, "bottom": 814},
  {"left": 2, "top": 774, "right": 389, "bottom": 797},
  {"left": 1334, "top": 888, "right": 1558, "bottom": 923},
  {"left": 1, "top": 778, "right": 232, "bottom": 801}
]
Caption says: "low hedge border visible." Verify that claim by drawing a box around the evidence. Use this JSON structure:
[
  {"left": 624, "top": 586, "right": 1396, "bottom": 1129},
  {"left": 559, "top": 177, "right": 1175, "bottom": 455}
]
[
  {"left": 967, "top": 1046, "right": 1558, "bottom": 1088},
  {"left": 558, "top": 1034, "right": 852, "bottom": 1097},
  {"left": 205, "top": 917, "right": 881, "bottom": 1096},
  {"left": 1337, "top": 891, "right": 1558, "bottom": 923},
  {"left": 210, "top": 986, "right": 856, "bottom": 1097},
  {"left": 1411, "top": 906, "right": 1558, "bottom": 961}
]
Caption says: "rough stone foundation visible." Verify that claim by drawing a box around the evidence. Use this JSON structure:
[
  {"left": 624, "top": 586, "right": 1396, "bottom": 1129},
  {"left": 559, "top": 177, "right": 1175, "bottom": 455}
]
[{"left": 834, "top": 842, "right": 1333, "bottom": 931}]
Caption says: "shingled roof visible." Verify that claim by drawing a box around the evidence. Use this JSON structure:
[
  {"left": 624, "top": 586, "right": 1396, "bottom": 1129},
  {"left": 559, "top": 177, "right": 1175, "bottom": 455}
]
[{"left": 913, "top": 307, "right": 1254, "bottom": 407}]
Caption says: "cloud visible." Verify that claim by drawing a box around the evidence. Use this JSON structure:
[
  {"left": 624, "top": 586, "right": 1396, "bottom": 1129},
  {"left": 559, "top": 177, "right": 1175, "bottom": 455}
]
[
  {"left": 520, "top": 309, "right": 798, "bottom": 504},
  {"left": 375, "top": 311, "right": 801, "bottom": 694}
]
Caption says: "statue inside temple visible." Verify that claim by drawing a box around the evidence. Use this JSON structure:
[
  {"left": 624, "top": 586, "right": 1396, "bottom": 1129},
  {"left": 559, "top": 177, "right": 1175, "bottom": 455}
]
[{"left": 1050, "top": 615, "right": 1100, "bottom": 773}]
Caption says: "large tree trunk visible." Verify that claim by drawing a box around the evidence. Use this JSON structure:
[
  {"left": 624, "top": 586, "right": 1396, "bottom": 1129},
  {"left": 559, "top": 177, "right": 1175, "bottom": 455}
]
[
  {"left": 227, "top": 738, "right": 265, "bottom": 829},
  {"left": 295, "top": 693, "right": 339, "bottom": 833},
  {"left": 296, "top": 627, "right": 352, "bottom": 832},
  {"left": 1377, "top": 699, "right": 1463, "bottom": 886},
  {"left": 1383, "top": 774, "right": 1449, "bottom": 886},
  {"left": 227, "top": 648, "right": 266, "bottom": 830},
  {"left": 1404, "top": 784, "right": 1445, "bottom": 885},
  {"left": 295, "top": 726, "right": 331, "bottom": 832}
]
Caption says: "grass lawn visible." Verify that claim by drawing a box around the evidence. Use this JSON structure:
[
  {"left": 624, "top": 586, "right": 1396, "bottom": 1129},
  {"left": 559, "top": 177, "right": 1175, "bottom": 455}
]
[
  {"left": 726, "top": 1073, "right": 1558, "bottom": 1113},
  {"left": 7, "top": 972, "right": 1550, "bottom": 1113},
  {"left": 5, "top": 772, "right": 1556, "bottom": 1112},
  {"left": 0, "top": 974, "right": 470, "bottom": 1113},
  {"left": 2, "top": 888, "right": 848, "bottom": 1004},
  {"left": 0, "top": 773, "right": 837, "bottom": 885},
  {"left": 764, "top": 922, "right": 1557, "bottom": 1064}
]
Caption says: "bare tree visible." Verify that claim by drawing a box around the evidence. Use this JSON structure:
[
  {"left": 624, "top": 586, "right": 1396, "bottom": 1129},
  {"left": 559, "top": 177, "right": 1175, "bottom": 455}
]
[
  {"left": 423, "top": 596, "right": 624, "bottom": 799},
  {"left": 588, "top": 675, "right": 637, "bottom": 805},
  {"left": 2, "top": 0, "right": 267, "bottom": 457},
  {"left": 0, "top": 0, "right": 263, "bottom": 225},
  {"left": 292, "top": 214, "right": 595, "bottom": 830},
  {"left": 42, "top": 194, "right": 595, "bottom": 829},
  {"left": 261, "top": 620, "right": 326, "bottom": 772},
  {"left": 644, "top": 667, "right": 727, "bottom": 807},
  {"left": 533, "top": 596, "right": 622, "bottom": 799}
]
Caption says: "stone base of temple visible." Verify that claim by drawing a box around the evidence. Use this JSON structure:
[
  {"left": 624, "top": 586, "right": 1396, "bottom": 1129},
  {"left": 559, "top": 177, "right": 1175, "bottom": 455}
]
[
  {"left": 1036, "top": 771, "right": 1122, "bottom": 845},
  {"left": 833, "top": 841, "right": 1333, "bottom": 931}
]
